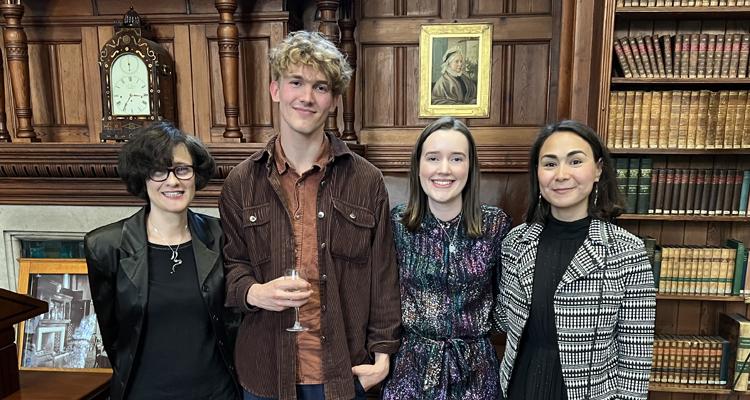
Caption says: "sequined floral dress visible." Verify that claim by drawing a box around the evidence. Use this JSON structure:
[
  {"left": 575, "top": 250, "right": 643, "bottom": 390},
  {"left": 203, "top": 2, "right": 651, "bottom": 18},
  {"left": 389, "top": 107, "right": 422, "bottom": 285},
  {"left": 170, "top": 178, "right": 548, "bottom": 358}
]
[{"left": 381, "top": 204, "right": 511, "bottom": 400}]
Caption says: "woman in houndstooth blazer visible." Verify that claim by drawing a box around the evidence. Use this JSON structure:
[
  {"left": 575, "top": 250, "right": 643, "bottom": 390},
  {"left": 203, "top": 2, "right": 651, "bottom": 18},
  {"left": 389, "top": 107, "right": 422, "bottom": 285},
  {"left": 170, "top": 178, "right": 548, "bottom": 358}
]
[{"left": 495, "top": 120, "right": 656, "bottom": 400}]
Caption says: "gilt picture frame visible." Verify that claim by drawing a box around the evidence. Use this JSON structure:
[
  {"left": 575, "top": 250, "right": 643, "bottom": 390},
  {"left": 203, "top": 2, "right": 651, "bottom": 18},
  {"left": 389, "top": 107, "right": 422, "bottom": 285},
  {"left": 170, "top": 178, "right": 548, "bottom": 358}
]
[
  {"left": 16, "top": 258, "right": 111, "bottom": 373},
  {"left": 419, "top": 23, "right": 492, "bottom": 118}
]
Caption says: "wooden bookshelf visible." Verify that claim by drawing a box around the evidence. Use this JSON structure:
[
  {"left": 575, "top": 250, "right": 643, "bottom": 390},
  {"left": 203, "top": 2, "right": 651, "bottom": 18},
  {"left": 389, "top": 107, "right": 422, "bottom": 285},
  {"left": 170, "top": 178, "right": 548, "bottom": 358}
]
[
  {"left": 657, "top": 294, "right": 747, "bottom": 302},
  {"left": 616, "top": 7, "right": 750, "bottom": 19},
  {"left": 597, "top": 3, "right": 750, "bottom": 398},
  {"left": 610, "top": 148, "right": 750, "bottom": 155},
  {"left": 648, "top": 383, "right": 733, "bottom": 394},
  {"left": 618, "top": 214, "right": 750, "bottom": 222},
  {"left": 611, "top": 77, "right": 750, "bottom": 85}
]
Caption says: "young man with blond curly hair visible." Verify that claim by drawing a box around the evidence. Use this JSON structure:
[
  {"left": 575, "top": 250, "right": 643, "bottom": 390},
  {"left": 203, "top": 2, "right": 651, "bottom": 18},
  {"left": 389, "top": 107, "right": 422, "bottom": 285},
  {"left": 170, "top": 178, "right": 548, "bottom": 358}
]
[{"left": 219, "top": 31, "right": 401, "bottom": 400}]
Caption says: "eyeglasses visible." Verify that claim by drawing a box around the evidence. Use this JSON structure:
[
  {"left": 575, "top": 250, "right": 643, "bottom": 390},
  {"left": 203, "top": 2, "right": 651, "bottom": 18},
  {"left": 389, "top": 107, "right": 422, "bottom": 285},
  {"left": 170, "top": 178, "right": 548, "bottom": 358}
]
[{"left": 149, "top": 165, "right": 195, "bottom": 182}]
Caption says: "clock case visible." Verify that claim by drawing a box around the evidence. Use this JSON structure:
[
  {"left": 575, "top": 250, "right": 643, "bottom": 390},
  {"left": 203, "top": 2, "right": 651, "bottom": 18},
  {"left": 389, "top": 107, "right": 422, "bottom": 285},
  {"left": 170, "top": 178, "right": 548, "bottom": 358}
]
[{"left": 98, "top": 9, "right": 176, "bottom": 141}]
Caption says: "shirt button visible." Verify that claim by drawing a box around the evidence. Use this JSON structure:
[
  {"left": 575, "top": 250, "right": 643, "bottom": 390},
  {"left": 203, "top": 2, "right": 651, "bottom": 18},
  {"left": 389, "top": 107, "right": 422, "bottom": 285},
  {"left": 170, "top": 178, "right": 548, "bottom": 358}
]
[
  {"left": 320, "top": 242, "right": 326, "bottom": 249},
  {"left": 317, "top": 211, "right": 325, "bottom": 219},
  {"left": 321, "top": 274, "right": 327, "bottom": 282},
  {"left": 320, "top": 335, "right": 327, "bottom": 343},
  {"left": 320, "top": 180, "right": 325, "bottom": 186},
  {"left": 321, "top": 305, "right": 327, "bottom": 312},
  {"left": 294, "top": 213, "right": 301, "bottom": 220},
  {"left": 249, "top": 215, "right": 257, "bottom": 223},
  {"left": 349, "top": 213, "right": 356, "bottom": 220}
]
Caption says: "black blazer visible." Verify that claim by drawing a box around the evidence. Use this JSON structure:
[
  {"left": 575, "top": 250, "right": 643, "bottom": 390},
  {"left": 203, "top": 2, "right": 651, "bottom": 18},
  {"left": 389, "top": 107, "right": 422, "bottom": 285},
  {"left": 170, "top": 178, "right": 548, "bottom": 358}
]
[{"left": 84, "top": 208, "right": 240, "bottom": 400}]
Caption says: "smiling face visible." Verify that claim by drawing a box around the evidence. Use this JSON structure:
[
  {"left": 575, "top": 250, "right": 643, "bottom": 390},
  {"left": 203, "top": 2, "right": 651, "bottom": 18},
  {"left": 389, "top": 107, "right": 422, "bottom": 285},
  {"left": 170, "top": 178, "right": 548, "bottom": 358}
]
[
  {"left": 418, "top": 129, "right": 470, "bottom": 217},
  {"left": 146, "top": 143, "right": 195, "bottom": 216},
  {"left": 537, "top": 131, "right": 602, "bottom": 221},
  {"left": 269, "top": 64, "right": 338, "bottom": 139}
]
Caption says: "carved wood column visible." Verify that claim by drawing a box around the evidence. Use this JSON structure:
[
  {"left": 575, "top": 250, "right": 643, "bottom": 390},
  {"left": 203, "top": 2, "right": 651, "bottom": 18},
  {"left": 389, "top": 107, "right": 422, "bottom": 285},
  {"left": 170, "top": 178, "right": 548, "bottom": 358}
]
[
  {"left": 0, "top": 2, "right": 37, "bottom": 142},
  {"left": 0, "top": 47, "right": 10, "bottom": 143},
  {"left": 316, "top": 0, "right": 340, "bottom": 137},
  {"left": 338, "top": 0, "right": 356, "bottom": 142},
  {"left": 215, "top": 0, "right": 242, "bottom": 141}
]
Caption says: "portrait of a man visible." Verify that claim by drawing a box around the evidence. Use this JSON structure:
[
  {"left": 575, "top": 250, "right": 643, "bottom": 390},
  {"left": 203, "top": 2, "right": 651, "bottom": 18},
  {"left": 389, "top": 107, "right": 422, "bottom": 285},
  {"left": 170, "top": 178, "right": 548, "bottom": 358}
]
[{"left": 431, "top": 42, "right": 478, "bottom": 105}]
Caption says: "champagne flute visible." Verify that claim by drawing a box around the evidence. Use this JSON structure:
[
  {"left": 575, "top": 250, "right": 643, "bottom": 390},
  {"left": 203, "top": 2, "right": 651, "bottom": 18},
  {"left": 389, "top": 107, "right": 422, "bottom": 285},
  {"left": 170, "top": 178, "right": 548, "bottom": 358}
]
[{"left": 285, "top": 268, "right": 309, "bottom": 332}]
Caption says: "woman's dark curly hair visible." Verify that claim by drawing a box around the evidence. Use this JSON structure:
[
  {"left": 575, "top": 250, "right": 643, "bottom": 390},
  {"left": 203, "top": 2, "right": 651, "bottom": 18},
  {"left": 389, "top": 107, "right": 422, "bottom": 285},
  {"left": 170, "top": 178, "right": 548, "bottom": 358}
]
[{"left": 118, "top": 121, "right": 215, "bottom": 201}]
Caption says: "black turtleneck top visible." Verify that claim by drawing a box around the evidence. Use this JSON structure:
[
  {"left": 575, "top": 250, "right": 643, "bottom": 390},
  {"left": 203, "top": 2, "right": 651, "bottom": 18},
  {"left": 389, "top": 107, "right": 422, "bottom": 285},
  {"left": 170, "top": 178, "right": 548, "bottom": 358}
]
[{"left": 507, "top": 215, "right": 592, "bottom": 400}]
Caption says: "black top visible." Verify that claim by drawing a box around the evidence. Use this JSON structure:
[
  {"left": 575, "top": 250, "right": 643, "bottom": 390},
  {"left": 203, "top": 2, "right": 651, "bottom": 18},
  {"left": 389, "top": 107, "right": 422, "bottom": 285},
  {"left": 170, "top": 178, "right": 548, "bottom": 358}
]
[
  {"left": 507, "top": 215, "right": 591, "bottom": 400},
  {"left": 127, "top": 242, "right": 235, "bottom": 400}
]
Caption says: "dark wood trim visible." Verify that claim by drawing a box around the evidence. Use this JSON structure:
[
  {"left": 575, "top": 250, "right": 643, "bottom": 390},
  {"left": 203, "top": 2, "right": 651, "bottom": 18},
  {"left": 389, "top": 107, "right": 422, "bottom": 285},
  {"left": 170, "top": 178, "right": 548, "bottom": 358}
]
[
  {"left": 618, "top": 214, "right": 750, "bottom": 222},
  {"left": 648, "top": 384, "right": 732, "bottom": 394},
  {"left": 656, "top": 295, "right": 747, "bottom": 302},
  {"left": 366, "top": 144, "right": 530, "bottom": 172},
  {"left": 5, "top": 12, "right": 290, "bottom": 27}
]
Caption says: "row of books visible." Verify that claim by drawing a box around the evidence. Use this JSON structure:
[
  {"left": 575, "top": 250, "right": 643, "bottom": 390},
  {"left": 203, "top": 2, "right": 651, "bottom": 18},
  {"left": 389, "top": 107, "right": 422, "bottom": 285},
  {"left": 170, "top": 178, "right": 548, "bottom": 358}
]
[
  {"left": 619, "top": 1, "right": 750, "bottom": 6},
  {"left": 720, "top": 313, "right": 750, "bottom": 391},
  {"left": 613, "top": 34, "right": 750, "bottom": 79},
  {"left": 651, "top": 335, "right": 729, "bottom": 386},
  {"left": 607, "top": 90, "right": 750, "bottom": 149},
  {"left": 615, "top": 158, "right": 750, "bottom": 215},
  {"left": 650, "top": 241, "right": 748, "bottom": 296}
]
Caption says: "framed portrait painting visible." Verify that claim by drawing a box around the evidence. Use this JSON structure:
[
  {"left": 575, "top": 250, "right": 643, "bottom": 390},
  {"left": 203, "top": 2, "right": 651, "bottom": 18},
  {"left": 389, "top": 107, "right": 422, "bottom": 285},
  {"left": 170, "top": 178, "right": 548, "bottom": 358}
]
[
  {"left": 16, "top": 258, "right": 111, "bottom": 373},
  {"left": 419, "top": 23, "right": 492, "bottom": 118}
]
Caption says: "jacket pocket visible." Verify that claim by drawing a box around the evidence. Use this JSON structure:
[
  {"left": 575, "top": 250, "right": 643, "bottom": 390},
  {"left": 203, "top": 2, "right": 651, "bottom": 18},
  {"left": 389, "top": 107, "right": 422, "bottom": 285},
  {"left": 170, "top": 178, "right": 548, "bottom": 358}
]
[
  {"left": 330, "top": 197, "right": 375, "bottom": 264},
  {"left": 243, "top": 203, "right": 272, "bottom": 266}
]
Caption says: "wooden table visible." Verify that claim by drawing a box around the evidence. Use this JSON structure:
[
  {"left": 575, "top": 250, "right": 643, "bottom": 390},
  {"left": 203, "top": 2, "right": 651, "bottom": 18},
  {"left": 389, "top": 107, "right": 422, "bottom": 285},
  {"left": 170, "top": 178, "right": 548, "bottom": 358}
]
[{"left": 3, "top": 370, "right": 110, "bottom": 400}]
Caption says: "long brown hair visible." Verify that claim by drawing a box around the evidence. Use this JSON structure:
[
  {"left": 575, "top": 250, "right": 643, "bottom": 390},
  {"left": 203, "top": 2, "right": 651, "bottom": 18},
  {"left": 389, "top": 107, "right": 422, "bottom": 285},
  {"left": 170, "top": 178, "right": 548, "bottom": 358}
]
[{"left": 401, "top": 117, "right": 483, "bottom": 238}]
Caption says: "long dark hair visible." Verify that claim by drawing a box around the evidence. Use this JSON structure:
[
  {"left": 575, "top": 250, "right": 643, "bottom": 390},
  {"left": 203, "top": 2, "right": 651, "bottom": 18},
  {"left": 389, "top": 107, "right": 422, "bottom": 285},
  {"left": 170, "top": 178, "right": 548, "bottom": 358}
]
[
  {"left": 401, "top": 117, "right": 483, "bottom": 238},
  {"left": 525, "top": 120, "right": 623, "bottom": 224}
]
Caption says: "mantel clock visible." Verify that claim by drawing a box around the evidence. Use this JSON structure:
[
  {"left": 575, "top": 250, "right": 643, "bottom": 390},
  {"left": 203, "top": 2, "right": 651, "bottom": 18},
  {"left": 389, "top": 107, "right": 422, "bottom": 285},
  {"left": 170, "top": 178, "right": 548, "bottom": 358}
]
[{"left": 99, "top": 8, "right": 176, "bottom": 141}]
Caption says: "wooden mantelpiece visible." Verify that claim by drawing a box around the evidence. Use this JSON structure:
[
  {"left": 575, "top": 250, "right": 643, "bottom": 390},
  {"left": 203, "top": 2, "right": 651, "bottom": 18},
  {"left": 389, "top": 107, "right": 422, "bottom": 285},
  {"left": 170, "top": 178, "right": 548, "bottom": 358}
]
[{"left": 0, "top": 142, "right": 530, "bottom": 205}]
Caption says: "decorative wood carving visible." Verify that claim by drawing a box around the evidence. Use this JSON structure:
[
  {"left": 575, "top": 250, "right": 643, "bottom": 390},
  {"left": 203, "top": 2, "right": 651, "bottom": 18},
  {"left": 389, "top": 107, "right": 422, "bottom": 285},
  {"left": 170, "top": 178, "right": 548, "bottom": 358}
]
[
  {"left": 215, "top": 0, "right": 242, "bottom": 141},
  {"left": 338, "top": 0, "right": 357, "bottom": 141},
  {"left": 316, "top": 0, "right": 341, "bottom": 138},
  {"left": 0, "top": 3, "right": 38, "bottom": 142},
  {"left": 366, "top": 145, "right": 530, "bottom": 172},
  {"left": 0, "top": 46, "right": 9, "bottom": 143}
]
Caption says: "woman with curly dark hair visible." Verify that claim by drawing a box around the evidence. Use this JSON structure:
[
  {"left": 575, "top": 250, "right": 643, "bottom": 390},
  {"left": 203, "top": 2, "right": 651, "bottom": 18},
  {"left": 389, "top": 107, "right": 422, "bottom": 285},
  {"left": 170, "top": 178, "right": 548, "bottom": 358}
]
[{"left": 84, "top": 122, "right": 240, "bottom": 400}]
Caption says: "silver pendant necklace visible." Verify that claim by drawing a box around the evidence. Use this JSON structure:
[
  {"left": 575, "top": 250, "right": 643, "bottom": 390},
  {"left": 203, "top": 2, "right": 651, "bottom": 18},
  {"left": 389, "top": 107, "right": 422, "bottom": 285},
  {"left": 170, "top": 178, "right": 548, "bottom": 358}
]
[
  {"left": 438, "top": 214, "right": 462, "bottom": 254},
  {"left": 150, "top": 222, "right": 188, "bottom": 274}
]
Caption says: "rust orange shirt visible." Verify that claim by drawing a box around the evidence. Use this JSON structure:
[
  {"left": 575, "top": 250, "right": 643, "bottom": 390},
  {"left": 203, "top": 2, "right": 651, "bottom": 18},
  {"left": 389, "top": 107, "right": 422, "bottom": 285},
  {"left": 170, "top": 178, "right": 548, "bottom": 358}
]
[{"left": 274, "top": 138, "right": 330, "bottom": 384}]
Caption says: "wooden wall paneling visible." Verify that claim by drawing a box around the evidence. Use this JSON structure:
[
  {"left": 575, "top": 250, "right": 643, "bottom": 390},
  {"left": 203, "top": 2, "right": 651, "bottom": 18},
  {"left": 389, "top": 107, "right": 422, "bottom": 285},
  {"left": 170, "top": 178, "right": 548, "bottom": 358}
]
[
  {"left": 26, "top": 43, "right": 55, "bottom": 130},
  {"left": 405, "top": 0, "right": 441, "bottom": 17},
  {"left": 469, "top": 43, "right": 505, "bottom": 127},
  {"left": 568, "top": 0, "right": 602, "bottom": 125},
  {"left": 512, "top": 0, "right": 551, "bottom": 14},
  {"left": 81, "top": 27, "right": 102, "bottom": 143},
  {"left": 469, "top": 0, "right": 505, "bottom": 16},
  {"left": 499, "top": 173, "right": 528, "bottom": 227},
  {"left": 22, "top": 0, "right": 95, "bottom": 17},
  {"left": 95, "top": 0, "right": 188, "bottom": 15},
  {"left": 510, "top": 43, "right": 549, "bottom": 125},
  {"left": 404, "top": 46, "right": 433, "bottom": 128},
  {"left": 189, "top": 24, "right": 212, "bottom": 143},
  {"left": 173, "top": 25, "right": 195, "bottom": 133},
  {"left": 238, "top": 39, "right": 272, "bottom": 143},
  {"left": 361, "top": 1, "right": 396, "bottom": 18},
  {"left": 361, "top": 46, "right": 395, "bottom": 128}
]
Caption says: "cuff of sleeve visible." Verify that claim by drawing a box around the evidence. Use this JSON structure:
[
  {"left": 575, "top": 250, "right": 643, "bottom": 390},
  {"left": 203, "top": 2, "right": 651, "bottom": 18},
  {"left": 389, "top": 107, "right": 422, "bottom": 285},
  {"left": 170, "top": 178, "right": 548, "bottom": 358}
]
[
  {"left": 238, "top": 279, "right": 261, "bottom": 313},
  {"left": 368, "top": 339, "right": 401, "bottom": 356}
]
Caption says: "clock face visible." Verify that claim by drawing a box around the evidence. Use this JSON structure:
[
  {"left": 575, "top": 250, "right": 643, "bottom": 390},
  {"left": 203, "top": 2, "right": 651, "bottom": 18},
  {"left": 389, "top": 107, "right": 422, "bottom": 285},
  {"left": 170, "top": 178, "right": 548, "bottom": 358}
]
[{"left": 110, "top": 53, "right": 151, "bottom": 116}]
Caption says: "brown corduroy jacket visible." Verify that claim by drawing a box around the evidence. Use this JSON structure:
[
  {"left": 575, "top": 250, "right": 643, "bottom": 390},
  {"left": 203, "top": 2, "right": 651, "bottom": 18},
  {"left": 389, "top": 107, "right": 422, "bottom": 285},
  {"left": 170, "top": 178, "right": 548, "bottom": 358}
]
[{"left": 219, "top": 133, "right": 401, "bottom": 400}]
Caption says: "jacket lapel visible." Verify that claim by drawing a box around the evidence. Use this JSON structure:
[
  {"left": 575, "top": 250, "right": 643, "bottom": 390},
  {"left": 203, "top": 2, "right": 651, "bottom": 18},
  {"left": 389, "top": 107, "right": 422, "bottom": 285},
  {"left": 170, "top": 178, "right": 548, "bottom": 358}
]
[
  {"left": 515, "top": 223, "right": 544, "bottom": 303},
  {"left": 558, "top": 219, "right": 608, "bottom": 288},
  {"left": 119, "top": 208, "right": 149, "bottom": 307},
  {"left": 189, "top": 211, "right": 219, "bottom": 287}
]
